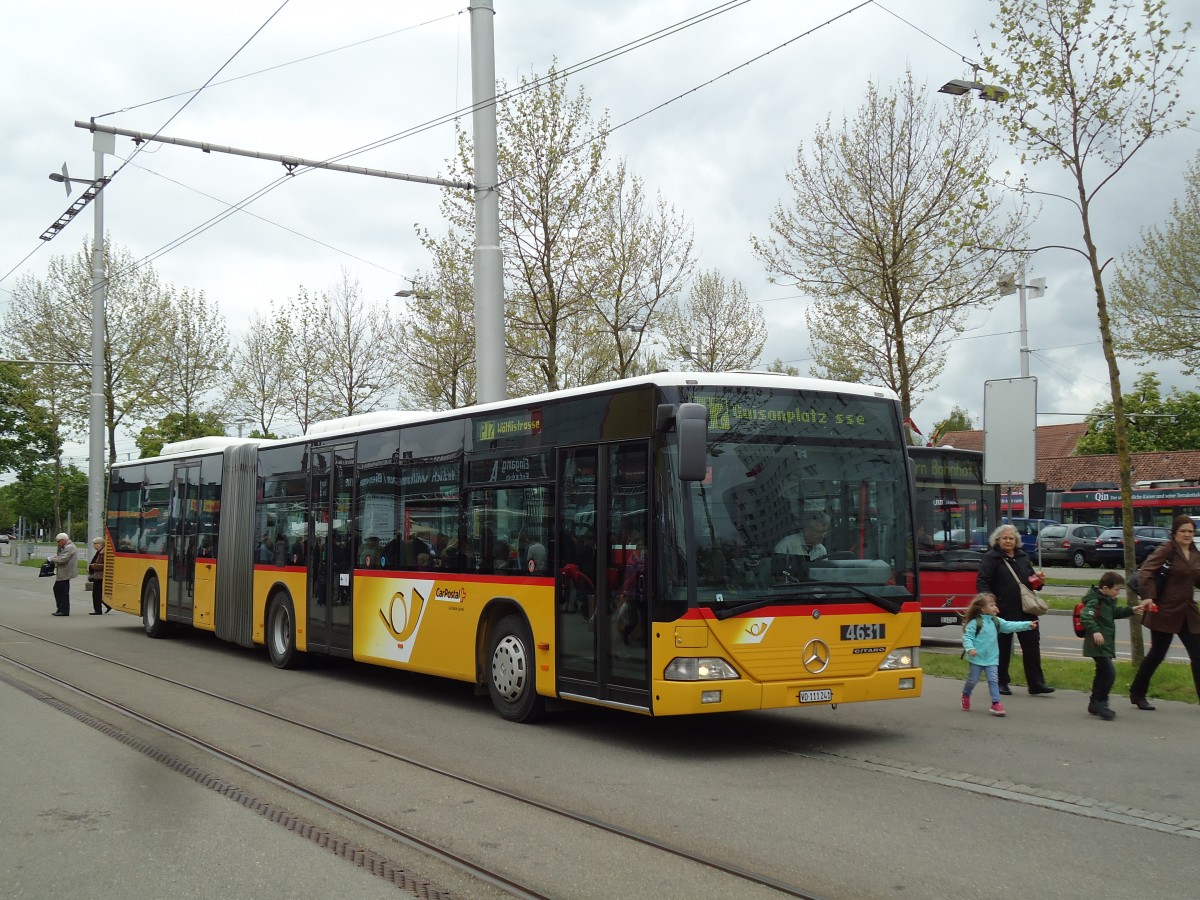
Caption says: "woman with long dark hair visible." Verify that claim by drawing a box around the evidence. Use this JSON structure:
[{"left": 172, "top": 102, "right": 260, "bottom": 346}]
[{"left": 1128, "top": 515, "right": 1200, "bottom": 710}]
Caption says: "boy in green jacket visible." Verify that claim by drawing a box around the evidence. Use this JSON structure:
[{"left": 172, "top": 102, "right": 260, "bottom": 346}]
[{"left": 1079, "top": 571, "right": 1150, "bottom": 720}]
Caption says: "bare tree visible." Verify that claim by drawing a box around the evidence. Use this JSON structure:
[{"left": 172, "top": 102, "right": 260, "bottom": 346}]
[
  {"left": 582, "top": 161, "right": 695, "bottom": 378},
  {"left": 404, "top": 230, "right": 477, "bottom": 410},
  {"left": 153, "top": 285, "right": 229, "bottom": 421},
  {"left": 227, "top": 302, "right": 293, "bottom": 436},
  {"left": 658, "top": 270, "right": 766, "bottom": 371},
  {"left": 320, "top": 268, "right": 398, "bottom": 417},
  {"left": 1111, "top": 149, "right": 1200, "bottom": 373},
  {"left": 437, "top": 64, "right": 698, "bottom": 395},
  {"left": 984, "top": 0, "right": 1193, "bottom": 662},
  {"left": 281, "top": 287, "right": 337, "bottom": 433},
  {"left": 753, "top": 71, "right": 1027, "bottom": 418},
  {"left": 3, "top": 238, "right": 172, "bottom": 464}
]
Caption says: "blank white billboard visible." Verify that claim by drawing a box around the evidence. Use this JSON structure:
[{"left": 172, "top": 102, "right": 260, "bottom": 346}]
[{"left": 983, "top": 377, "right": 1037, "bottom": 484}]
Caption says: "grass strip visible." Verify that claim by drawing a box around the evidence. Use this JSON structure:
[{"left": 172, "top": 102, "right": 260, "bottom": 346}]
[{"left": 921, "top": 651, "right": 1196, "bottom": 704}]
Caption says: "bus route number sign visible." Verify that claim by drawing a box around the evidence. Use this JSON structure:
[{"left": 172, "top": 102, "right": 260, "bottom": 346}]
[{"left": 841, "top": 624, "right": 885, "bottom": 641}]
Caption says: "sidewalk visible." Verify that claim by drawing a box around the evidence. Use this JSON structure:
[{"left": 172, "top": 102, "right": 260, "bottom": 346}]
[{"left": 0, "top": 562, "right": 426, "bottom": 900}]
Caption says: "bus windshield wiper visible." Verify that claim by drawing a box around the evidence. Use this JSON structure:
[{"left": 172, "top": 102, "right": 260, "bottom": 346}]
[
  {"left": 712, "top": 583, "right": 834, "bottom": 619},
  {"left": 712, "top": 582, "right": 903, "bottom": 619}
]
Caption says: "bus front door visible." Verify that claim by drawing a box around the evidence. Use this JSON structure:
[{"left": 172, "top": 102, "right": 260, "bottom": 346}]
[
  {"left": 165, "top": 462, "right": 199, "bottom": 623},
  {"left": 307, "top": 443, "right": 355, "bottom": 656},
  {"left": 557, "top": 443, "right": 650, "bottom": 710}
]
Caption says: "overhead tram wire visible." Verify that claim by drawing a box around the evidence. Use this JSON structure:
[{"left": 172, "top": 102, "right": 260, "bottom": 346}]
[
  {"left": 574, "top": 1, "right": 874, "bottom": 149},
  {"left": 118, "top": 157, "right": 404, "bottom": 279},
  {"left": 92, "top": 0, "right": 768, "bottom": 282},
  {"left": 298, "top": 0, "right": 764, "bottom": 169},
  {"left": 0, "top": 2, "right": 290, "bottom": 291},
  {"left": 105, "top": 0, "right": 292, "bottom": 185},
  {"left": 92, "top": 11, "right": 461, "bottom": 121}
]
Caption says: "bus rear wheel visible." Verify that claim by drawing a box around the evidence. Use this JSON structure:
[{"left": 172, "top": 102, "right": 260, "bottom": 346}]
[
  {"left": 487, "top": 615, "right": 545, "bottom": 723},
  {"left": 142, "top": 577, "right": 167, "bottom": 638},
  {"left": 267, "top": 594, "right": 303, "bottom": 669}
]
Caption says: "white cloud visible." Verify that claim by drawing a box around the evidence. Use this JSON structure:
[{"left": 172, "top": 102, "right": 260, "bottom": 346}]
[{"left": 1, "top": 0, "right": 1195, "bottom": 465}]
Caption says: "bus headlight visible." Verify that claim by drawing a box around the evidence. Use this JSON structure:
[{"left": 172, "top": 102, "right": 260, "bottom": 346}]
[
  {"left": 879, "top": 647, "right": 919, "bottom": 670},
  {"left": 664, "top": 657, "right": 740, "bottom": 681}
]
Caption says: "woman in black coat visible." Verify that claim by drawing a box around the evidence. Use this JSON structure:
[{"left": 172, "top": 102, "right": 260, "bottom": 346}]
[
  {"left": 975, "top": 523, "right": 1054, "bottom": 695},
  {"left": 1127, "top": 515, "right": 1200, "bottom": 710}
]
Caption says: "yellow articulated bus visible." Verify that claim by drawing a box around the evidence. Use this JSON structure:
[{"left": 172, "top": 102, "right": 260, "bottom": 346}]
[{"left": 103, "top": 372, "right": 922, "bottom": 722}]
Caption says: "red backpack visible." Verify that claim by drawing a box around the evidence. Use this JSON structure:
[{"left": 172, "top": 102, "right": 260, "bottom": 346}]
[{"left": 1072, "top": 601, "right": 1087, "bottom": 638}]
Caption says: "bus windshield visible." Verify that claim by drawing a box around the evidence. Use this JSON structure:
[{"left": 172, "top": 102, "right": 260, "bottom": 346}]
[{"left": 663, "top": 388, "right": 912, "bottom": 608}]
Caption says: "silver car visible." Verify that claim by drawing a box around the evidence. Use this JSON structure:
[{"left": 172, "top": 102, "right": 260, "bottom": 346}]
[{"left": 1037, "top": 523, "right": 1103, "bottom": 567}]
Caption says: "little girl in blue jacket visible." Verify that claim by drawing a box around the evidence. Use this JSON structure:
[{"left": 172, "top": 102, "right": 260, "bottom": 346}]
[{"left": 961, "top": 592, "right": 1038, "bottom": 716}]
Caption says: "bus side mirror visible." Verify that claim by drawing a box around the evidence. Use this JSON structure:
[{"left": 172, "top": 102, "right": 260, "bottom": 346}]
[{"left": 676, "top": 403, "right": 708, "bottom": 481}]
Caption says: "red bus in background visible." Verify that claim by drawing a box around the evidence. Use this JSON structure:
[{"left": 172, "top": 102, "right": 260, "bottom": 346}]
[{"left": 908, "top": 447, "right": 1001, "bottom": 627}]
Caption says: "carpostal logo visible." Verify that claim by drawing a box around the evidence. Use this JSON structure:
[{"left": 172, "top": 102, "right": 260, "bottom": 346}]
[
  {"left": 379, "top": 586, "right": 427, "bottom": 642},
  {"left": 736, "top": 618, "right": 774, "bottom": 644}
]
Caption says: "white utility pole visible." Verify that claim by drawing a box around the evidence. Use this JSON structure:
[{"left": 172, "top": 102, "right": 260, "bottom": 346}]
[
  {"left": 88, "top": 130, "right": 115, "bottom": 546},
  {"left": 470, "top": 0, "right": 505, "bottom": 404}
]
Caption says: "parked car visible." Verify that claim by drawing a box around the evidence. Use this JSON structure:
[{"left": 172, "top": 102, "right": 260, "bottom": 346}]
[
  {"left": 1093, "top": 526, "right": 1170, "bottom": 567},
  {"left": 1037, "top": 523, "right": 1103, "bottom": 567},
  {"left": 0, "top": 533, "right": 11, "bottom": 544}
]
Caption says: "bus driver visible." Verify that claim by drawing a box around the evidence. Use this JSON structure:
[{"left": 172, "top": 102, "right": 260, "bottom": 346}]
[{"left": 774, "top": 509, "right": 829, "bottom": 576}]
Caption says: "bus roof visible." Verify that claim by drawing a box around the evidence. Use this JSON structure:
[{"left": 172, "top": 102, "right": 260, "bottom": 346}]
[
  {"left": 123, "top": 371, "right": 898, "bottom": 464},
  {"left": 157, "top": 436, "right": 267, "bottom": 457}
]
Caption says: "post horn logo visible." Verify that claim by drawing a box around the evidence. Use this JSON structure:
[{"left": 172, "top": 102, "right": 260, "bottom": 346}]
[{"left": 378, "top": 587, "right": 427, "bottom": 642}]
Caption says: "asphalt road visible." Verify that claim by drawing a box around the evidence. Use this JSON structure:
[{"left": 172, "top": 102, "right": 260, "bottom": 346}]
[{"left": 4, "top": 559, "right": 1199, "bottom": 900}]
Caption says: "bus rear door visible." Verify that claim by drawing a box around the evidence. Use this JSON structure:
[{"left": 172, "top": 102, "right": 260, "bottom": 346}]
[
  {"left": 165, "top": 462, "right": 200, "bottom": 623},
  {"left": 307, "top": 443, "right": 355, "bottom": 656}
]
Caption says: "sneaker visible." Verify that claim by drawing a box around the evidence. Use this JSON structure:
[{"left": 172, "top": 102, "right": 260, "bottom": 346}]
[
  {"left": 990, "top": 702, "right": 1006, "bottom": 717},
  {"left": 961, "top": 693, "right": 970, "bottom": 711},
  {"left": 1097, "top": 705, "right": 1116, "bottom": 721},
  {"left": 1087, "top": 701, "right": 1099, "bottom": 716}
]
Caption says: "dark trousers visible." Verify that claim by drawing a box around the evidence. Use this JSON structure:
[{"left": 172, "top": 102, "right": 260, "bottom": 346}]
[
  {"left": 1090, "top": 657, "right": 1116, "bottom": 705},
  {"left": 52, "top": 580, "right": 70, "bottom": 615},
  {"left": 92, "top": 582, "right": 111, "bottom": 614},
  {"left": 997, "top": 626, "right": 1046, "bottom": 688},
  {"left": 1130, "top": 626, "right": 1200, "bottom": 698}
]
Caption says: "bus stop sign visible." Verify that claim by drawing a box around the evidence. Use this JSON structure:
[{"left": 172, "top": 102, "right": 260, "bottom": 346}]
[{"left": 983, "top": 377, "right": 1037, "bottom": 485}]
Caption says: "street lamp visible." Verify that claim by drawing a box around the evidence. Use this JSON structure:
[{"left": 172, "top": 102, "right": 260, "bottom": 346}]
[
  {"left": 393, "top": 277, "right": 433, "bottom": 300},
  {"left": 938, "top": 62, "right": 1010, "bottom": 102},
  {"left": 937, "top": 78, "right": 1010, "bottom": 102}
]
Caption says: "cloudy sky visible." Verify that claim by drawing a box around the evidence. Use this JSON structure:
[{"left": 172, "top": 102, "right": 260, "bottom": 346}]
[{"left": 2, "top": 0, "right": 1197, "bottom": 466}]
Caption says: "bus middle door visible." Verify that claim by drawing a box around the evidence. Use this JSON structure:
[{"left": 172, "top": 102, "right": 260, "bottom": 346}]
[{"left": 556, "top": 443, "right": 650, "bottom": 710}]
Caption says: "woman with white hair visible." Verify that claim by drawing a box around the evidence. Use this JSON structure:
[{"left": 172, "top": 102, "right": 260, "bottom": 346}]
[
  {"left": 976, "top": 522, "right": 1054, "bottom": 696},
  {"left": 87, "top": 537, "right": 111, "bottom": 615}
]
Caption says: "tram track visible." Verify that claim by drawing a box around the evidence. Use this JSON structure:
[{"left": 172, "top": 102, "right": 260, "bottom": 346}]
[{"left": 0, "top": 624, "right": 824, "bottom": 900}]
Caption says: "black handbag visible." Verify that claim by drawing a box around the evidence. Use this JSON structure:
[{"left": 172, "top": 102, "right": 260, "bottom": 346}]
[{"left": 39, "top": 559, "right": 56, "bottom": 577}]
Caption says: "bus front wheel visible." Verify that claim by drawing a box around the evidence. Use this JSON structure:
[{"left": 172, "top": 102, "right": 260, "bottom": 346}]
[
  {"left": 487, "top": 615, "right": 546, "bottom": 723},
  {"left": 142, "top": 577, "right": 167, "bottom": 638},
  {"left": 267, "top": 594, "right": 303, "bottom": 669}
]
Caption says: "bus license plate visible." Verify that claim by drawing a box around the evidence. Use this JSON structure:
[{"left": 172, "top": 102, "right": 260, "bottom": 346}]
[
  {"left": 799, "top": 689, "right": 833, "bottom": 703},
  {"left": 841, "top": 624, "right": 886, "bottom": 640},
  {"left": 939, "top": 615, "right": 959, "bottom": 625}
]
